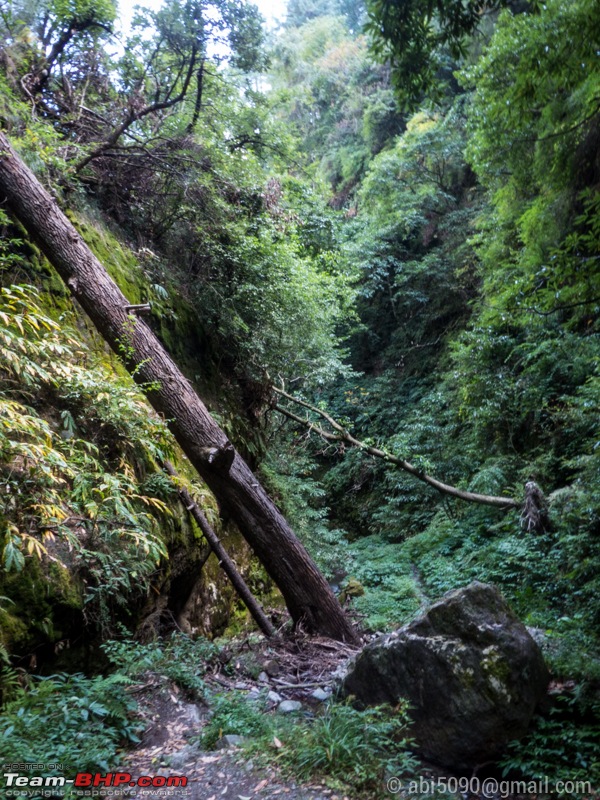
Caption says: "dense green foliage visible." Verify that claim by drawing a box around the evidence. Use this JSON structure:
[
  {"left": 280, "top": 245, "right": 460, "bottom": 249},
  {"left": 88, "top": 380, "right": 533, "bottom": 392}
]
[
  {"left": 103, "top": 630, "right": 218, "bottom": 700},
  {"left": 0, "top": 632, "right": 218, "bottom": 789},
  {"left": 364, "top": 0, "right": 509, "bottom": 106},
  {"left": 263, "top": 0, "right": 600, "bottom": 786},
  {"left": 0, "top": 283, "right": 174, "bottom": 636},
  {"left": 0, "top": 0, "right": 599, "bottom": 789},
  {"left": 500, "top": 694, "right": 600, "bottom": 786},
  {"left": 0, "top": 671, "right": 140, "bottom": 778},
  {"left": 276, "top": 700, "right": 417, "bottom": 789},
  {"left": 200, "top": 691, "right": 416, "bottom": 795},
  {"left": 266, "top": 0, "right": 600, "bottom": 642}
]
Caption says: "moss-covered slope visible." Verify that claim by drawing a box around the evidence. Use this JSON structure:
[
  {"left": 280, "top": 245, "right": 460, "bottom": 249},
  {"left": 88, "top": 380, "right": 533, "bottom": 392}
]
[{"left": 0, "top": 212, "right": 273, "bottom": 666}]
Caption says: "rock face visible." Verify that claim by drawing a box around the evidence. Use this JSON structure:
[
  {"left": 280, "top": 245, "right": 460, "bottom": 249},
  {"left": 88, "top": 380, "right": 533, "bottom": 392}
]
[{"left": 341, "top": 582, "right": 549, "bottom": 769}]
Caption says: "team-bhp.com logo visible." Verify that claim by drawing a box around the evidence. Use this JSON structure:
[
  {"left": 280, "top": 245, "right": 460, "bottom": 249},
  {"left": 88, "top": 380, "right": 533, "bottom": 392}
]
[{"left": 4, "top": 773, "right": 188, "bottom": 789}]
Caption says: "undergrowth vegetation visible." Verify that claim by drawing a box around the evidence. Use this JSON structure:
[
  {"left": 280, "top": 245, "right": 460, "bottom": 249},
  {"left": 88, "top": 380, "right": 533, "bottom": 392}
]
[
  {"left": 103, "top": 631, "right": 219, "bottom": 701},
  {"left": 500, "top": 694, "right": 600, "bottom": 788},
  {"left": 199, "top": 691, "right": 418, "bottom": 796},
  {"left": 0, "top": 632, "right": 218, "bottom": 795},
  {"left": 0, "top": 0, "right": 599, "bottom": 792},
  {"left": 0, "top": 284, "right": 176, "bottom": 641},
  {"left": 0, "top": 671, "right": 140, "bottom": 780}
]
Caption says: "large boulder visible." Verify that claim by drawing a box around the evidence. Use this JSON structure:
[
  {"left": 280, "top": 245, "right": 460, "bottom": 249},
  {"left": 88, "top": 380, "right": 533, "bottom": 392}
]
[{"left": 341, "top": 582, "right": 549, "bottom": 769}]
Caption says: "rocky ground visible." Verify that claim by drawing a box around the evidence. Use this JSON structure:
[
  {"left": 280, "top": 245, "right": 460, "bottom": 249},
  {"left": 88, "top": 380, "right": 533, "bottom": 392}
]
[
  {"left": 103, "top": 635, "right": 359, "bottom": 800},
  {"left": 96, "top": 632, "right": 585, "bottom": 800}
]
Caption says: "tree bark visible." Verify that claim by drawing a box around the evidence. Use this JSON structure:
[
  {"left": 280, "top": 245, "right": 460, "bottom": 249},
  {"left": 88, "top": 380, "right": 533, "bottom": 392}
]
[
  {"left": 0, "top": 130, "right": 359, "bottom": 644},
  {"left": 163, "top": 460, "right": 276, "bottom": 638}
]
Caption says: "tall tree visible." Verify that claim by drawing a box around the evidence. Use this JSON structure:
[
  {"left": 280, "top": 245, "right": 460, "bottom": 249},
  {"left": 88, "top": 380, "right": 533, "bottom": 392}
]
[
  {"left": 364, "top": 0, "right": 511, "bottom": 106},
  {"left": 0, "top": 129, "right": 359, "bottom": 644},
  {"left": 1, "top": 0, "right": 267, "bottom": 171}
]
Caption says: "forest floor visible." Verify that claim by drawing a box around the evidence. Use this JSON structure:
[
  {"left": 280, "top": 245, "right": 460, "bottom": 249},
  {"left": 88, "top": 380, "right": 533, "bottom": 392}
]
[
  {"left": 98, "top": 633, "right": 554, "bottom": 800},
  {"left": 102, "top": 635, "right": 360, "bottom": 800}
]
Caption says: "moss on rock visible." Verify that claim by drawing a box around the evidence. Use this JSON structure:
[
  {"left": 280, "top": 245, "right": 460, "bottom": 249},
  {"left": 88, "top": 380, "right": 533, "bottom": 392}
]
[{"left": 0, "top": 556, "right": 84, "bottom": 657}]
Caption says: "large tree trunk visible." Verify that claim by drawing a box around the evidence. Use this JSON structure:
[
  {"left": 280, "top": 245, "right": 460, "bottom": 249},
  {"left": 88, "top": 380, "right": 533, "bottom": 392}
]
[{"left": 0, "top": 131, "right": 358, "bottom": 644}]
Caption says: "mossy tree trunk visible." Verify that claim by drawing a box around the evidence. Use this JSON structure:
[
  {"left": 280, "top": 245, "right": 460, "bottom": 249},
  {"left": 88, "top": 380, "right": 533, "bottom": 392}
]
[{"left": 0, "top": 131, "right": 359, "bottom": 644}]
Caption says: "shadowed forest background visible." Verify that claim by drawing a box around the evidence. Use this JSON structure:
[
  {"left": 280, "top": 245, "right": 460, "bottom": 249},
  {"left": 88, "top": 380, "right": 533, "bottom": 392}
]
[{"left": 0, "top": 0, "right": 599, "bottom": 795}]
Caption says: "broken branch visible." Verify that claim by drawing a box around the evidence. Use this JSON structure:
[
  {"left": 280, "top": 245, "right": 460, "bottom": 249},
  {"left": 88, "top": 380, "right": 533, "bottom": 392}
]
[
  {"left": 163, "top": 460, "right": 276, "bottom": 638},
  {"left": 272, "top": 387, "right": 519, "bottom": 510}
]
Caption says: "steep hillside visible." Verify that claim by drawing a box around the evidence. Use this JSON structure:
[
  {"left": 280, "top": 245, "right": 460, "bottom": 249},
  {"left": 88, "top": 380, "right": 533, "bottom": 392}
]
[
  {"left": 0, "top": 212, "right": 272, "bottom": 666},
  {"left": 0, "top": 0, "right": 599, "bottom": 794}
]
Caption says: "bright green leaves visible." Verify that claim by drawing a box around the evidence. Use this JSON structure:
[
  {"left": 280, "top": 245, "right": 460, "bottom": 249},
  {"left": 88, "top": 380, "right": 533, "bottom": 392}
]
[
  {"left": 463, "top": 0, "right": 600, "bottom": 196},
  {"left": 206, "top": 200, "right": 356, "bottom": 386},
  {"left": 0, "top": 396, "right": 73, "bottom": 573},
  {"left": 345, "top": 101, "right": 475, "bottom": 374},
  {"left": 0, "top": 671, "right": 140, "bottom": 774},
  {"left": 2, "top": 531, "right": 26, "bottom": 573},
  {"left": 0, "top": 284, "right": 169, "bottom": 632},
  {"left": 224, "top": 0, "right": 268, "bottom": 72},
  {"left": 364, "top": 0, "right": 508, "bottom": 108},
  {"left": 458, "top": 0, "right": 600, "bottom": 329},
  {"left": 0, "top": 284, "right": 77, "bottom": 386},
  {"left": 357, "top": 109, "right": 463, "bottom": 236},
  {"left": 49, "top": 0, "right": 116, "bottom": 28}
]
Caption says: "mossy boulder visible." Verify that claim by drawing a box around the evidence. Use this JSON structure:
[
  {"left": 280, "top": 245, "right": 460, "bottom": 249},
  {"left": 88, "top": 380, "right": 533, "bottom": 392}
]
[
  {"left": 339, "top": 576, "right": 364, "bottom": 605},
  {"left": 0, "top": 557, "right": 84, "bottom": 657},
  {"left": 341, "top": 581, "right": 549, "bottom": 769}
]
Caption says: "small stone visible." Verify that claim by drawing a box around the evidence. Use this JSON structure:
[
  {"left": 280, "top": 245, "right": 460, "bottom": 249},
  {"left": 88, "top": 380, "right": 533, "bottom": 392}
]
[
  {"left": 311, "top": 688, "right": 331, "bottom": 702},
  {"left": 215, "top": 734, "right": 246, "bottom": 749},
  {"left": 247, "top": 688, "right": 261, "bottom": 701},
  {"left": 182, "top": 703, "right": 202, "bottom": 725},
  {"left": 258, "top": 671, "right": 269, "bottom": 683},
  {"left": 266, "top": 690, "right": 283, "bottom": 704},
  {"left": 277, "top": 700, "right": 302, "bottom": 714},
  {"left": 262, "top": 659, "right": 280, "bottom": 677},
  {"left": 168, "top": 744, "right": 201, "bottom": 769}
]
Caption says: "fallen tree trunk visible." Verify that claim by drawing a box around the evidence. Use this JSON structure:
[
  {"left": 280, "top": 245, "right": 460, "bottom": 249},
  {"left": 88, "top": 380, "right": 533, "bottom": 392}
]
[
  {"left": 273, "top": 386, "right": 519, "bottom": 510},
  {"left": 0, "top": 130, "right": 358, "bottom": 644},
  {"left": 163, "top": 461, "right": 276, "bottom": 638}
]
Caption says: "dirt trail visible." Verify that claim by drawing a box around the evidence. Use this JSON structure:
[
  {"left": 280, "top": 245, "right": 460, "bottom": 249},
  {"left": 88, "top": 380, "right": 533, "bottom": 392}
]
[
  {"left": 103, "top": 635, "right": 358, "bottom": 800},
  {"left": 96, "top": 633, "right": 552, "bottom": 800}
]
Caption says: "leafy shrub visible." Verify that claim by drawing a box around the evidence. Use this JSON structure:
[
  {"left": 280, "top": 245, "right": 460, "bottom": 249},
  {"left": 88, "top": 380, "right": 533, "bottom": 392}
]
[
  {"left": 200, "top": 691, "right": 272, "bottom": 748},
  {"left": 0, "top": 284, "right": 174, "bottom": 636},
  {"left": 200, "top": 693, "right": 417, "bottom": 796},
  {"left": 277, "top": 701, "right": 418, "bottom": 793},
  {"left": 541, "top": 622, "right": 600, "bottom": 686},
  {"left": 499, "top": 696, "right": 600, "bottom": 791},
  {"left": 103, "top": 631, "right": 218, "bottom": 700},
  {"left": 260, "top": 441, "right": 351, "bottom": 576},
  {"left": 0, "top": 672, "right": 140, "bottom": 777}
]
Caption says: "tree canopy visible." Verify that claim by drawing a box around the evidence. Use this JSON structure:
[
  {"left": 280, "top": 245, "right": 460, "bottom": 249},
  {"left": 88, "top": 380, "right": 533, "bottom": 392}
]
[
  {"left": 364, "top": 0, "right": 512, "bottom": 106},
  {"left": 0, "top": 0, "right": 599, "bottom": 786}
]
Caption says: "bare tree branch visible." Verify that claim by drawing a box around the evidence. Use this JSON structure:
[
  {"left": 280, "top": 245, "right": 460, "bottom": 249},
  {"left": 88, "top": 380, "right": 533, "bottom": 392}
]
[
  {"left": 74, "top": 46, "right": 199, "bottom": 173},
  {"left": 272, "top": 386, "right": 519, "bottom": 510},
  {"left": 163, "top": 460, "right": 276, "bottom": 638}
]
